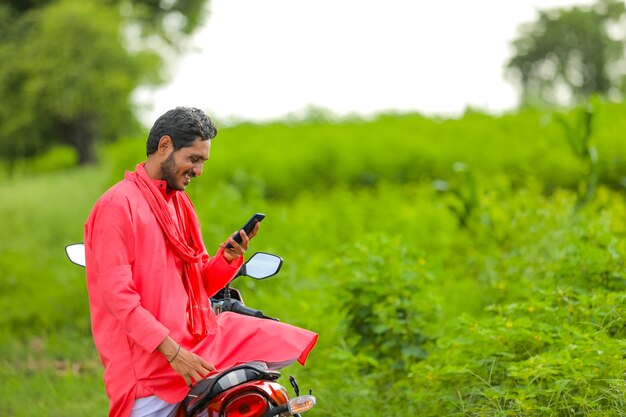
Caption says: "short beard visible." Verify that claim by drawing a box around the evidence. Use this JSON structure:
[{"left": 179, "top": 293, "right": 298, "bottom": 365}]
[{"left": 160, "top": 152, "right": 182, "bottom": 191}]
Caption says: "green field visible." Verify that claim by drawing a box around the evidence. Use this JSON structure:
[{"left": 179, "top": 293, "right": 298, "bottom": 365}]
[{"left": 2, "top": 102, "right": 626, "bottom": 416}]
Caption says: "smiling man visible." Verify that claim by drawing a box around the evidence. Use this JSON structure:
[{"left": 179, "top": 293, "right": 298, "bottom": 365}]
[{"left": 84, "top": 107, "right": 317, "bottom": 417}]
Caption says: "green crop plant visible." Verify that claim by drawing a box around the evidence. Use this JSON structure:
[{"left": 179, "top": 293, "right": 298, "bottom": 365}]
[
  {"left": 555, "top": 101, "right": 599, "bottom": 210},
  {"left": 432, "top": 162, "right": 480, "bottom": 228}
]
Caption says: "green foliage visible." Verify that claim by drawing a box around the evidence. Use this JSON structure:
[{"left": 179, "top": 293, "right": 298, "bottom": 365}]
[
  {"left": 555, "top": 102, "right": 599, "bottom": 210},
  {"left": 340, "top": 236, "right": 440, "bottom": 371},
  {"left": 3, "top": 0, "right": 209, "bottom": 42},
  {"left": 0, "top": 0, "right": 210, "bottom": 168},
  {"left": 507, "top": 0, "right": 626, "bottom": 107},
  {"left": 2, "top": 105, "right": 626, "bottom": 415},
  {"left": 432, "top": 162, "right": 480, "bottom": 228},
  {"left": 0, "top": 0, "right": 155, "bottom": 165},
  {"left": 194, "top": 103, "right": 626, "bottom": 201},
  {"left": 124, "top": 0, "right": 211, "bottom": 42},
  {"left": 409, "top": 292, "right": 626, "bottom": 416},
  {"left": 398, "top": 186, "right": 626, "bottom": 415}
]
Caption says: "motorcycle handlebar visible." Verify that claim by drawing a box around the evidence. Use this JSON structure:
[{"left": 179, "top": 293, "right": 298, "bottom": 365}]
[
  {"left": 229, "top": 300, "right": 265, "bottom": 318},
  {"left": 225, "top": 300, "right": 279, "bottom": 321}
]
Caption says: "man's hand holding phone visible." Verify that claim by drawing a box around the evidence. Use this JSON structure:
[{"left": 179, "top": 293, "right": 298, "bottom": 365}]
[{"left": 221, "top": 213, "right": 264, "bottom": 263}]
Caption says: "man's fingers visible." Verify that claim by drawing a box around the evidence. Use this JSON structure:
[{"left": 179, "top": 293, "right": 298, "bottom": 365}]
[
  {"left": 170, "top": 349, "right": 215, "bottom": 387},
  {"left": 227, "top": 237, "right": 244, "bottom": 254},
  {"left": 238, "top": 230, "right": 250, "bottom": 251},
  {"left": 248, "top": 222, "right": 260, "bottom": 239},
  {"left": 230, "top": 234, "right": 243, "bottom": 248},
  {"left": 227, "top": 234, "right": 246, "bottom": 255},
  {"left": 190, "top": 370, "right": 204, "bottom": 383},
  {"left": 181, "top": 369, "right": 206, "bottom": 387},
  {"left": 199, "top": 357, "right": 216, "bottom": 372},
  {"left": 225, "top": 223, "right": 261, "bottom": 255}
]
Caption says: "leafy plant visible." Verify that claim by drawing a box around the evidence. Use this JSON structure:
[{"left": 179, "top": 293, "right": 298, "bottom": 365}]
[
  {"left": 339, "top": 235, "right": 440, "bottom": 371},
  {"left": 555, "top": 102, "right": 600, "bottom": 210},
  {"left": 432, "top": 162, "right": 480, "bottom": 228}
]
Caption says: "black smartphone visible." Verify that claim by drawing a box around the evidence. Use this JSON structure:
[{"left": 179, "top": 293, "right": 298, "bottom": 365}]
[{"left": 225, "top": 213, "right": 265, "bottom": 249}]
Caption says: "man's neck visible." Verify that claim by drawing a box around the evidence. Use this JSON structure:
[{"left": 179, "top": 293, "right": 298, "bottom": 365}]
[{"left": 144, "top": 159, "right": 162, "bottom": 181}]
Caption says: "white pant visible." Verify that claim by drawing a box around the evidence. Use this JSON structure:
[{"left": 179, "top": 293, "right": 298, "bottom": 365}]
[{"left": 130, "top": 396, "right": 179, "bottom": 417}]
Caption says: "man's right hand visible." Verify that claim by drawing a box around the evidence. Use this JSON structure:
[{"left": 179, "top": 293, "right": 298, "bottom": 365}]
[
  {"left": 157, "top": 336, "right": 216, "bottom": 386},
  {"left": 169, "top": 347, "right": 216, "bottom": 386}
]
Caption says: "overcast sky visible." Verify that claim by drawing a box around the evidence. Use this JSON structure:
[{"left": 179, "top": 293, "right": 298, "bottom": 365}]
[{"left": 134, "top": 0, "right": 597, "bottom": 125}]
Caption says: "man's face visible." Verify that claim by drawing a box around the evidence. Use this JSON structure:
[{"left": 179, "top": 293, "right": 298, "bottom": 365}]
[{"left": 160, "top": 137, "right": 211, "bottom": 191}]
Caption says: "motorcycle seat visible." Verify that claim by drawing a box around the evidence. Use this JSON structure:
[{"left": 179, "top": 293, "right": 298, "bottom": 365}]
[{"left": 183, "top": 361, "right": 281, "bottom": 416}]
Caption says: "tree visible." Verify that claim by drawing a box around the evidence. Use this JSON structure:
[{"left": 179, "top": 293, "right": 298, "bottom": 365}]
[
  {"left": 0, "top": 0, "right": 209, "bottom": 167},
  {"left": 506, "top": 0, "right": 626, "bottom": 108}
]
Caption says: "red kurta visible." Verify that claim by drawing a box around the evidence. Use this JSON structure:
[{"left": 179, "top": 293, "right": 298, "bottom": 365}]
[{"left": 85, "top": 168, "right": 317, "bottom": 417}]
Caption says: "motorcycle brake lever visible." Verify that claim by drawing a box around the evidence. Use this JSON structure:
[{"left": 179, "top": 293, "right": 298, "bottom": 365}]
[{"left": 289, "top": 376, "right": 300, "bottom": 396}]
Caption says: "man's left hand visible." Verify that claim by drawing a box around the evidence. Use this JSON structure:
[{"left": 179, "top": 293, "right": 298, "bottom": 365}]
[{"left": 221, "top": 222, "right": 260, "bottom": 263}]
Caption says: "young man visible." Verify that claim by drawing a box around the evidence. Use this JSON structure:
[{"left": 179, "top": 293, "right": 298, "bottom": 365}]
[{"left": 84, "top": 107, "right": 317, "bottom": 417}]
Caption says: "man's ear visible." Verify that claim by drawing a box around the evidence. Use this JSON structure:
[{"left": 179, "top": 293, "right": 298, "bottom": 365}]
[{"left": 157, "top": 135, "right": 173, "bottom": 155}]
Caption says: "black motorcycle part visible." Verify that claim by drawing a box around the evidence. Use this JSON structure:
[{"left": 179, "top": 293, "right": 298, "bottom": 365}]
[
  {"left": 289, "top": 376, "right": 300, "bottom": 396},
  {"left": 228, "top": 299, "right": 267, "bottom": 318},
  {"left": 219, "top": 299, "right": 280, "bottom": 321}
]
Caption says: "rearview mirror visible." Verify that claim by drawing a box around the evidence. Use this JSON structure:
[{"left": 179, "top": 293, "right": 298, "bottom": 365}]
[
  {"left": 243, "top": 252, "right": 283, "bottom": 279},
  {"left": 65, "top": 243, "right": 86, "bottom": 267}
]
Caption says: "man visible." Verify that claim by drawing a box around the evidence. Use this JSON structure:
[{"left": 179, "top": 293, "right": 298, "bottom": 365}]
[{"left": 84, "top": 107, "right": 318, "bottom": 417}]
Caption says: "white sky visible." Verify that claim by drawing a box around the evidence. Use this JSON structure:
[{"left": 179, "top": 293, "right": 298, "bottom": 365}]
[{"left": 135, "top": 0, "right": 597, "bottom": 125}]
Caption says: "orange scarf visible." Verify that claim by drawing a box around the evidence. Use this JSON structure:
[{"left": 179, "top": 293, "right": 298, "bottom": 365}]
[{"left": 127, "top": 163, "right": 216, "bottom": 339}]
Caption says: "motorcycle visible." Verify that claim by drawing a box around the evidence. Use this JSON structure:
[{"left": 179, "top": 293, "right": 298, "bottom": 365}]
[{"left": 65, "top": 243, "right": 317, "bottom": 417}]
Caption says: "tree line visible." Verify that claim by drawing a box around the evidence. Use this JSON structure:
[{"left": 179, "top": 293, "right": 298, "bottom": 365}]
[
  {"left": 0, "top": 0, "right": 210, "bottom": 167},
  {"left": 0, "top": 0, "right": 624, "bottom": 169}
]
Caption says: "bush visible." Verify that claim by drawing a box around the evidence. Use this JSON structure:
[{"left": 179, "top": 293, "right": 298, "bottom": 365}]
[{"left": 339, "top": 235, "right": 441, "bottom": 370}]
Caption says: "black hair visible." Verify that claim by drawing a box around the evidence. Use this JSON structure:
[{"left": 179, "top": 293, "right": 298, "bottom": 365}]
[{"left": 146, "top": 107, "right": 217, "bottom": 155}]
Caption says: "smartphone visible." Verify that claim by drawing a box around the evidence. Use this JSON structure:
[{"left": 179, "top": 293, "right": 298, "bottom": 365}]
[{"left": 225, "top": 213, "right": 265, "bottom": 249}]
